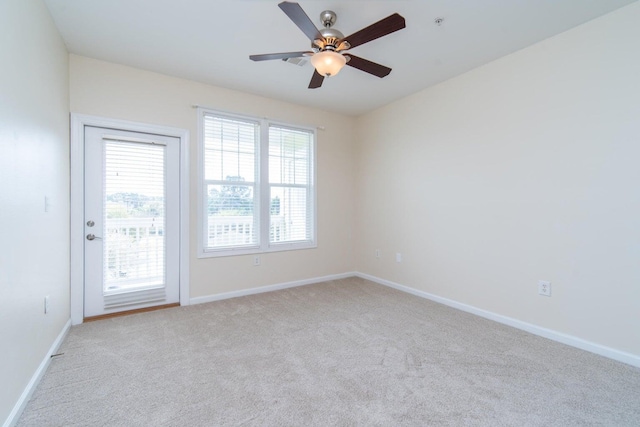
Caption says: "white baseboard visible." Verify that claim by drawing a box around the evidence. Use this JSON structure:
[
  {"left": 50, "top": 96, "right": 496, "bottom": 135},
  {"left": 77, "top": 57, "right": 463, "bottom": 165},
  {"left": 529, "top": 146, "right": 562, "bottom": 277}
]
[
  {"left": 356, "top": 272, "right": 640, "bottom": 369},
  {"left": 190, "top": 272, "right": 357, "bottom": 305},
  {"left": 4, "top": 319, "right": 71, "bottom": 427}
]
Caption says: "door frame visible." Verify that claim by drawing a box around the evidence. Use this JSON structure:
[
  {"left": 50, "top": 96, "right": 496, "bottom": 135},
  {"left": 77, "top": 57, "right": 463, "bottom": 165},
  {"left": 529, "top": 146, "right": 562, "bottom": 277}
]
[{"left": 70, "top": 114, "right": 190, "bottom": 325}]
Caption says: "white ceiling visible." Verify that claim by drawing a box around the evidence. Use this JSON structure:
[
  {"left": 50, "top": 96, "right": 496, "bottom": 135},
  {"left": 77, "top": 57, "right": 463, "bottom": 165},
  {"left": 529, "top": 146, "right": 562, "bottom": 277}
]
[{"left": 44, "top": 0, "right": 636, "bottom": 116}]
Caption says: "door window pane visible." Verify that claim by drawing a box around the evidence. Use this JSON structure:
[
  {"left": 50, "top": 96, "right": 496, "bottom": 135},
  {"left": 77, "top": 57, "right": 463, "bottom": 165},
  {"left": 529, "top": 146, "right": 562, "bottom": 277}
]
[{"left": 103, "top": 141, "right": 166, "bottom": 293}]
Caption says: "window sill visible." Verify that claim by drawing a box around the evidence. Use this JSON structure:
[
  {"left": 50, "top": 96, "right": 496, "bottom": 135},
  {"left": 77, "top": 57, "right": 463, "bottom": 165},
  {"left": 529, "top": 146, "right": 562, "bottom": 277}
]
[{"left": 197, "top": 242, "right": 317, "bottom": 259}]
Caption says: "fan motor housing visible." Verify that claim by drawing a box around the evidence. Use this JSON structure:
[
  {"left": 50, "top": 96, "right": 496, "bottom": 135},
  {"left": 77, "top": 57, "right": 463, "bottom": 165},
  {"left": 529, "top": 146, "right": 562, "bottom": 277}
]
[
  {"left": 313, "top": 10, "right": 347, "bottom": 52},
  {"left": 315, "top": 28, "right": 345, "bottom": 50}
]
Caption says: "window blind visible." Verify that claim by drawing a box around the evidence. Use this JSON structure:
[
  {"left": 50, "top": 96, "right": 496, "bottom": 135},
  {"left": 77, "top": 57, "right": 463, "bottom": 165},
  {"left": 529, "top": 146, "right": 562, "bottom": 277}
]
[
  {"left": 102, "top": 139, "right": 167, "bottom": 306},
  {"left": 203, "top": 114, "right": 259, "bottom": 250},
  {"left": 268, "top": 125, "right": 313, "bottom": 244}
]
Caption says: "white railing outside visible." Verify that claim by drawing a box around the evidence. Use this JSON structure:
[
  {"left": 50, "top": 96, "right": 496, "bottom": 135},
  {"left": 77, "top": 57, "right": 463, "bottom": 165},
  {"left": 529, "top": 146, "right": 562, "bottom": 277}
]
[
  {"left": 104, "top": 217, "right": 165, "bottom": 291},
  {"left": 104, "top": 216, "right": 294, "bottom": 285},
  {"left": 207, "top": 215, "right": 287, "bottom": 248}
]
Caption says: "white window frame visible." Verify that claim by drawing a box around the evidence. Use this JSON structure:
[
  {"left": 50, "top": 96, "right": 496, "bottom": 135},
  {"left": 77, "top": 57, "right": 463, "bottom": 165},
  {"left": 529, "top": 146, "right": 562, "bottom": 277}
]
[{"left": 197, "top": 108, "right": 317, "bottom": 258}]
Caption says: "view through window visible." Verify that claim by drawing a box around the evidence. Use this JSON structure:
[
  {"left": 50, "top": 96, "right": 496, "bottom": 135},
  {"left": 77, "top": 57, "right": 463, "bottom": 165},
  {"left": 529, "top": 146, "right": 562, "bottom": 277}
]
[{"left": 199, "top": 109, "right": 316, "bottom": 257}]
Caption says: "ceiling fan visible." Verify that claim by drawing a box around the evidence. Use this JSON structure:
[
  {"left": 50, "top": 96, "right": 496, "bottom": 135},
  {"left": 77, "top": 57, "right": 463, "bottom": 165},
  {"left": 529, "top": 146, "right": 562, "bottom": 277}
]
[{"left": 249, "top": 1, "right": 406, "bottom": 89}]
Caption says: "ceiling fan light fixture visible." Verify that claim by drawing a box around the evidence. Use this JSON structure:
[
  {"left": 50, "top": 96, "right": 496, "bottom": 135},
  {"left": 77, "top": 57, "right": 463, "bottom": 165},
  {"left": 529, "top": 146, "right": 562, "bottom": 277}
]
[
  {"left": 250, "top": 3, "right": 406, "bottom": 88},
  {"left": 310, "top": 50, "right": 346, "bottom": 77}
]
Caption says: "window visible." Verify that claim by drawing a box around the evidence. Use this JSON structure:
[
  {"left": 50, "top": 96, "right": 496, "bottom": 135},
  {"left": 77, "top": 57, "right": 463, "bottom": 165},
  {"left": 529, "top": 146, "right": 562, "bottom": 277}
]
[
  {"left": 198, "top": 109, "right": 316, "bottom": 257},
  {"left": 202, "top": 114, "right": 259, "bottom": 251}
]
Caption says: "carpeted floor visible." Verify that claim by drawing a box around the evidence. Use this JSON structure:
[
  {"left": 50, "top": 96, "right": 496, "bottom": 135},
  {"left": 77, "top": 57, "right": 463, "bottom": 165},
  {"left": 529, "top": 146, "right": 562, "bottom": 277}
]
[{"left": 17, "top": 277, "right": 640, "bottom": 426}]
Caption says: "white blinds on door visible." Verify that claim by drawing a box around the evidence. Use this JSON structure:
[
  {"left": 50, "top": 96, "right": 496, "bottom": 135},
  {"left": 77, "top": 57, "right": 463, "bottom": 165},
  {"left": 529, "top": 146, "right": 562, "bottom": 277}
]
[{"left": 102, "top": 138, "right": 167, "bottom": 308}]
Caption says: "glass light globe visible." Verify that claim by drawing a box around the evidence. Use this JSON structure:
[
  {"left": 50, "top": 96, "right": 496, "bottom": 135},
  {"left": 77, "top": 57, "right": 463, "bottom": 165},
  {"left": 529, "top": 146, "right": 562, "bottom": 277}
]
[{"left": 310, "top": 51, "right": 347, "bottom": 77}]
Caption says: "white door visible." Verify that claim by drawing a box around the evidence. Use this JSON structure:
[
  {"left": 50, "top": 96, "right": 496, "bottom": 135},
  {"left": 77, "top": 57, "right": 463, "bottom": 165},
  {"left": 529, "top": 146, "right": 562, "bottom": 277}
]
[{"left": 84, "top": 126, "right": 180, "bottom": 318}]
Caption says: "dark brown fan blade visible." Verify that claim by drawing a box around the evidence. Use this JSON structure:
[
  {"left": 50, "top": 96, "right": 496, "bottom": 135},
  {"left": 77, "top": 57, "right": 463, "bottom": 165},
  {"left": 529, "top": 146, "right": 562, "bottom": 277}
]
[
  {"left": 342, "top": 13, "right": 406, "bottom": 49},
  {"left": 308, "top": 70, "right": 325, "bottom": 89},
  {"left": 345, "top": 54, "right": 392, "bottom": 78},
  {"left": 279, "top": 2, "right": 322, "bottom": 41},
  {"left": 250, "top": 51, "right": 312, "bottom": 61}
]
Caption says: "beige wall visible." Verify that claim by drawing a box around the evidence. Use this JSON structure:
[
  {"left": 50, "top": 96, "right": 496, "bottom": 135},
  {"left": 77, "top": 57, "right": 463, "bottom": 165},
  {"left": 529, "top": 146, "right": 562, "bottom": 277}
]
[
  {"left": 70, "top": 55, "right": 356, "bottom": 298},
  {"left": 355, "top": 3, "right": 640, "bottom": 357},
  {"left": 0, "top": 0, "right": 70, "bottom": 423}
]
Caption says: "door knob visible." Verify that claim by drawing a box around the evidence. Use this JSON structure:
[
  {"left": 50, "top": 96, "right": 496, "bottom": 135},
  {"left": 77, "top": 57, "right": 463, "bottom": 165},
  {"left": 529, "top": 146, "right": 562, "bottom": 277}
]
[{"left": 86, "top": 234, "right": 102, "bottom": 241}]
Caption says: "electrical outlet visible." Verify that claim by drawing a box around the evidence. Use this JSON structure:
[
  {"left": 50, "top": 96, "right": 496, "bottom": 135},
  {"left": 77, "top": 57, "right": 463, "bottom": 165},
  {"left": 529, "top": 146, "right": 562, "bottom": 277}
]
[
  {"left": 44, "top": 296, "right": 50, "bottom": 314},
  {"left": 538, "top": 280, "right": 551, "bottom": 297},
  {"left": 396, "top": 253, "right": 402, "bottom": 263},
  {"left": 375, "top": 249, "right": 380, "bottom": 258},
  {"left": 253, "top": 256, "right": 261, "bottom": 266}
]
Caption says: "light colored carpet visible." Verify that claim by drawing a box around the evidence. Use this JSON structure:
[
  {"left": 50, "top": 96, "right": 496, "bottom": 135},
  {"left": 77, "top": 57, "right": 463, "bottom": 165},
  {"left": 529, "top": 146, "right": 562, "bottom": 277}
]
[{"left": 17, "top": 277, "right": 640, "bottom": 426}]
